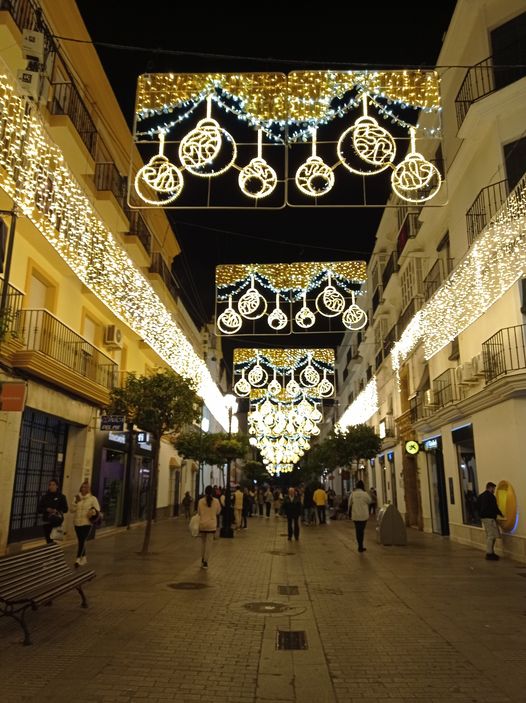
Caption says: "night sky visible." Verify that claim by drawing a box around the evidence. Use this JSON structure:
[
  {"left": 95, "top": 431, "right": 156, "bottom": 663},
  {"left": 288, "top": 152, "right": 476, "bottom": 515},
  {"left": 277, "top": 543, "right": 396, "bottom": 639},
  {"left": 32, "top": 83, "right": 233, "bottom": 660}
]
[{"left": 74, "top": 3, "right": 458, "bottom": 378}]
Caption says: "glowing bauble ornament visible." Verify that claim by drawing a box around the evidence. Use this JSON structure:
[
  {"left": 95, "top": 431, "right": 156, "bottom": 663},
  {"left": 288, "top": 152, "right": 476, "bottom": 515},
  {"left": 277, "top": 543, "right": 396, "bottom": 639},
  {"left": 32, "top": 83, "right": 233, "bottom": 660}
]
[
  {"left": 234, "top": 370, "right": 251, "bottom": 397},
  {"left": 315, "top": 275, "right": 346, "bottom": 317},
  {"left": 248, "top": 362, "right": 268, "bottom": 388},
  {"left": 300, "top": 362, "right": 320, "bottom": 387},
  {"left": 267, "top": 378, "right": 282, "bottom": 396},
  {"left": 295, "top": 156, "right": 334, "bottom": 197},
  {"left": 295, "top": 291, "right": 316, "bottom": 328},
  {"left": 285, "top": 377, "right": 301, "bottom": 398},
  {"left": 238, "top": 157, "right": 277, "bottom": 199},
  {"left": 134, "top": 134, "right": 183, "bottom": 205},
  {"left": 217, "top": 296, "right": 242, "bottom": 334},
  {"left": 267, "top": 293, "right": 287, "bottom": 330},
  {"left": 178, "top": 118, "right": 237, "bottom": 177},
  {"left": 342, "top": 293, "right": 368, "bottom": 330},
  {"left": 391, "top": 126, "right": 442, "bottom": 203},
  {"left": 237, "top": 276, "right": 267, "bottom": 319}
]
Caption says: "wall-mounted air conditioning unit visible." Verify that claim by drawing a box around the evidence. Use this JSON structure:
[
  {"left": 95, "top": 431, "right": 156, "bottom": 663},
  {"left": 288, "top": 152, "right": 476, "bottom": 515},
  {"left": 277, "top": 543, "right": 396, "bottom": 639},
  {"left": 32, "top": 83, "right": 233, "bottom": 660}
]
[
  {"left": 104, "top": 325, "right": 123, "bottom": 349},
  {"left": 455, "top": 362, "right": 476, "bottom": 385},
  {"left": 471, "top": 353, "right": 486, "bottom": 377}
]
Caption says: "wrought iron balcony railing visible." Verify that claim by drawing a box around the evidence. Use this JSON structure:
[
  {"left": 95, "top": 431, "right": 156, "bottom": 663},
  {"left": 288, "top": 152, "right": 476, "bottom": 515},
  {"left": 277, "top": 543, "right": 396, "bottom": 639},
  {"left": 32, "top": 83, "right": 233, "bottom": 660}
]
[
  {"left": 0, "top": 0, "right": 55, "bottom": 58},
  {"left": 397, "top": 211, "right": 421, "bottom": 258},
  {"left": 482, "top": 324, "right": 526, "bottom": 384},
  {"left": 466, "top": 179, "right": 509, "bottom": 246},
  {"left": 432, "top": 368, "right": 460, "bottom": 408},
  {"left": 15, "top": 309, "right": 117, "bottom": 390},
  {"left": 94, "top": 161, "right": 127, "bottom": 207},
  {"left": 125, "top": 208, "right": 152, "bottom": 254},
  {"left": 381, "top": 251, "right": 398, "bottom": 291},
  {"left": 0, "top": 278, "right": 24, "bottom": 338},
  {"left": 149, "top": 253, "right": 179, "bottom": 303},
  {"left": 423, "top": 258, "right": 454, "bottom": 302},
  {"left": 50, "top": 82, "right": 98, "bottom": 158},
  {"left": 398, "top": 297, "right": 422, "bottom": 336}
]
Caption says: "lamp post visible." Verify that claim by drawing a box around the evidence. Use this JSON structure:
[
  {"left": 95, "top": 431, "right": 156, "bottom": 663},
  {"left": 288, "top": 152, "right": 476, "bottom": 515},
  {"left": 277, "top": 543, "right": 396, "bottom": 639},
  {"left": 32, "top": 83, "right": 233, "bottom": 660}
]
[{"left": 220, "top": 393, "right": 238, "bottom": 539}]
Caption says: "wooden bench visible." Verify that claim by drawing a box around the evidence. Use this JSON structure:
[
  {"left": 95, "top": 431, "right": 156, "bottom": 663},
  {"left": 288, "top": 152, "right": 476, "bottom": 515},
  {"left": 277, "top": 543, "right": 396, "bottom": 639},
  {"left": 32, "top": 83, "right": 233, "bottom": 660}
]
[{"left": 0, "top": 542, "right": 96, "bottom": 645}]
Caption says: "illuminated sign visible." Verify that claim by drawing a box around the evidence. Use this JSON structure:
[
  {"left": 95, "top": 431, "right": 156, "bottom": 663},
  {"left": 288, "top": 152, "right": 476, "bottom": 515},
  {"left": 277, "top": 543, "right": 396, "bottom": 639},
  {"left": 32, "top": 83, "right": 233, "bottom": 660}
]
[
  {"left": 423, "top": 438, "right": 439, "bottom": 451},
  {"left": 379, "top": 420, "right": 386, "bottom": 439},
  {"left": 405, "top": 440, "right": 420, "bottom": 455},
  {"left": 108, "top": 432, "right": 127, "bottom": 445}
]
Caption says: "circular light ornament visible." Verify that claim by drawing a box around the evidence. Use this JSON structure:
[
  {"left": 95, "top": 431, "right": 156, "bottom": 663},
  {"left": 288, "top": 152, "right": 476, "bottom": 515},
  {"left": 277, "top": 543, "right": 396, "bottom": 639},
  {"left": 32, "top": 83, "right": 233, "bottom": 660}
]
[
  {"left": 300, "top": 361, "right": 320, "bottom": 387},
  {"left": 238, "top": 275, "right": 267, "bottom": 320},
  {"left": 217, "top": 295, "right": 242, "bottom": 334},
  {"left": 267, "top": 293, "right": 288, "bottom": 331},
  {"left": 295, "top": 128, "right": 334, "bottom": 198},
  {"left": 267, "top": 374, "right": 282, "bottom": 397},
  {"left": 248, "top": 360, "right": 268, "bottom": 388},
  {"left": 295, "top": 290, "right": 316, "bottom": 329},
  {"left": 337, "top": 94, "right": 395, "bottom": 176},
  {"left": 134, "top": 132, "right": 183, "bottom": 205},
  {"left": 342, "top": 291, "right": 368, "bottom": 330},
  {"left": 391, "top": 127, "right": 442, "bottom": 203},
  {"left": 315, "top": 273, "right": 345, "bottom": 318},
  {"left": 238, "top": 132, "right": 277, "bottom": 199},
  {"left": 234, "top": 369, "right": 251, "bottom": 397},
  {"left": 317, "top": 370, "right": 335, "bottom": 398},
  {"left": 285, "top": 372, "right": 301, "bottom": 399}
]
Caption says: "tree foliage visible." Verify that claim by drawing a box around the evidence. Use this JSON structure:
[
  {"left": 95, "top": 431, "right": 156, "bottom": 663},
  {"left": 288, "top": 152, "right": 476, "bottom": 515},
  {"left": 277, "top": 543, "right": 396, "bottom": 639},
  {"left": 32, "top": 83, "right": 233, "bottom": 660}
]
[
  {"left": 325, "top": 424, "right": 382, "bottom": 467},
  {"left": 242, "top": 460, "right": 269, "bottom": 484}
]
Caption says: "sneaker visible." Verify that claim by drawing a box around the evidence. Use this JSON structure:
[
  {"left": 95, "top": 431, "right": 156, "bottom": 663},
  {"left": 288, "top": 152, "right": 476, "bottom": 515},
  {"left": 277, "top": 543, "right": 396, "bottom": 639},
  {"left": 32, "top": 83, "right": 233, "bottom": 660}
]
[
  {"left": 485, "top": 553, "right": 500, "bottom": 560},
  {"left": 201, "top": 561, "right": 208, "bottom": 569}
]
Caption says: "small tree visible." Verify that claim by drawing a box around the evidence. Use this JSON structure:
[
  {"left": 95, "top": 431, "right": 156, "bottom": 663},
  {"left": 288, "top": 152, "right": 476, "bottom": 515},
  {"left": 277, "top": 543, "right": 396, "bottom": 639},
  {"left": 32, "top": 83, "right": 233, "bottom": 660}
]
[
  {"left": 325, "top": 424, "right": 382, "bottom": 496},
  {"left": 173, "top": 427, "right": 219, "bottom": 509},
  {"left": 242, "top": 460, "right": 269, "bottom": 485},
  {"left": 108, "top": 369, "right": 200, "bottom": 554}
]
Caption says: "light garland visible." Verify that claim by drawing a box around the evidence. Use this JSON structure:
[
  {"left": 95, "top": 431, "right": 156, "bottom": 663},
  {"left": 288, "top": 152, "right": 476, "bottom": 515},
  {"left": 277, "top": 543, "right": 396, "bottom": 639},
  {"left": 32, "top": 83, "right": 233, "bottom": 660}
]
[
  {"left": 217, "top": 261, "right": 366, "bottom": 291},
  {"left": 0, "top": 73, "right": 229, "bottom": 430},
  {"left": 336, "top": 378, "right": 378, "bottom": 430}
]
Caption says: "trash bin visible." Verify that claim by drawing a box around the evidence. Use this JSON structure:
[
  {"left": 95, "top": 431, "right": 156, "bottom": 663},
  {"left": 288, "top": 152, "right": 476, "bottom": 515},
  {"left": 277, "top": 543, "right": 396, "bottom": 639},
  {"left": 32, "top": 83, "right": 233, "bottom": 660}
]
[{"left": 376, "top": 503, "right": 407, "bottom": 545}]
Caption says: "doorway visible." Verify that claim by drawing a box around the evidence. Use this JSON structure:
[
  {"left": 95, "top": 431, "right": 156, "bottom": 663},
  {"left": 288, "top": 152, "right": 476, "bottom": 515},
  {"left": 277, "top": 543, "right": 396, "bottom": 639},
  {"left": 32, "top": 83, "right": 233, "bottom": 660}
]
[{"left": 425, "top": 439, "right": 449, "bottom": 535}]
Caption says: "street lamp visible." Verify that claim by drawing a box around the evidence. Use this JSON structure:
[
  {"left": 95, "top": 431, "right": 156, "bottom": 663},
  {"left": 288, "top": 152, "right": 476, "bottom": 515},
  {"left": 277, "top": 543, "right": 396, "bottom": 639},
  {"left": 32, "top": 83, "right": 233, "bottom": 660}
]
[{"left": 220, "top": 393, "right": 238, "bottom": 539}]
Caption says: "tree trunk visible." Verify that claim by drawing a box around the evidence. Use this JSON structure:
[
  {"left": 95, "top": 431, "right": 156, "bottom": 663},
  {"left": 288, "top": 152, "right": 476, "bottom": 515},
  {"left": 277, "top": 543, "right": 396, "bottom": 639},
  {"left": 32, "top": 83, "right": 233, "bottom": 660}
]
[{"left": 140, "top": 432, "right": 160, "bottom": 555}]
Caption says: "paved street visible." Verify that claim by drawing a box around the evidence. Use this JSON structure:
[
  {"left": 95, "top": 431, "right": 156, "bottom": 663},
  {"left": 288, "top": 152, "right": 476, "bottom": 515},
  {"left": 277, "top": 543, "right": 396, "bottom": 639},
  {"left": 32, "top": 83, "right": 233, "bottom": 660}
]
[{"left": 1, "top": 515, "right": 525, "bottom": 703}]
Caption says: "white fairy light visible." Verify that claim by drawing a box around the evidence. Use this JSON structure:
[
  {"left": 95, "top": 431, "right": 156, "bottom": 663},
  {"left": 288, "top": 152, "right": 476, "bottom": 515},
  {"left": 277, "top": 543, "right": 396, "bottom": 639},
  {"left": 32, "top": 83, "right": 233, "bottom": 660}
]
[{"left": 336, "top": 378, "right": 378, "bottom": 430}]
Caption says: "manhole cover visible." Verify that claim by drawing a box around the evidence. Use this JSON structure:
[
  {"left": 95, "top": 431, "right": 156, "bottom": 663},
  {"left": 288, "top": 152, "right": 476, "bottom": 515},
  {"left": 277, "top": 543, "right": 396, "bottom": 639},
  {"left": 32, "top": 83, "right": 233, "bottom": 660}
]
[
  {"left": 168, "top": 582, "right": 208, "bottom": 590},
  {"left": 267, "top": 550, "right": 295, "bottom": 556},
  {"left": 276, "top": 630, "right": 308, "bottom": 650},
  {"left": 278, "top": 585, "right": 299, "bottom": 595},
  {"left": 244, "top": 601, "right": 291, "bottom": 614}
]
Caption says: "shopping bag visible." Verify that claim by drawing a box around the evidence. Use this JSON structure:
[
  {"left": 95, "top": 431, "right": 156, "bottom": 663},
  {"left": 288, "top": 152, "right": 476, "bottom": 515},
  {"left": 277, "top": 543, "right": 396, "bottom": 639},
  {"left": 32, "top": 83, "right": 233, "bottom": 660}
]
[
  {"left": 189, "top": 513, "right": 200, "bottom": 538},
  {"left": 50, "top": 526, "right": 64, "bottom": 541}
]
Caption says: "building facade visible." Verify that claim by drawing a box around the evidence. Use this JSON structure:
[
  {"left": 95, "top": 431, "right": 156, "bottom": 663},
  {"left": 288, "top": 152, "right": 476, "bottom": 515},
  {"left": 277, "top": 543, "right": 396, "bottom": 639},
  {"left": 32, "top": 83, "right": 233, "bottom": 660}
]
[{"left": 336, "top": 0, "right": 526, "bottom": 561}]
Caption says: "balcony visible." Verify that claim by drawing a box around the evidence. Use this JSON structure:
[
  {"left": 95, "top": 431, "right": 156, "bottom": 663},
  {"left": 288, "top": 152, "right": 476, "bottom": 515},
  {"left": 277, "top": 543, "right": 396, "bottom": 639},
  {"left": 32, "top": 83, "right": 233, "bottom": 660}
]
[
  {"left": 149, "top": 252, "right": 179, "bottom": 304},
  {"left": 124, "top": 208, "right": 152, "bottom": 264},
  {"left": 49, "top": 82, "right": 98, "bottom": 158},
  {"left": 0, "top": 278, "right": 24, "bottom": 339},
  {"left": 398, "top": 297, "right": 422, "bottom": 336},
  {"left": 95, "top": 161, "right": 127, "bottom": 207},
  {"left": 383, "top": 323, "right": 398, "bottom": 358},
  {"left": 409, "top": 392, "right": 432, "bottom": 423},
  {"left": 432, "top": 368, "right": 460, "bottom": 408},
  {"left": 482, "top": 324, "right": 526, "bottom": 384},
  {"left": 455, "top": 49, "right": 526, "bottom": 130},
  {"left": 466, "top": 180, "right": 509, "bottom": 246},
  {"left": 397, "top": 212, "right": 420, "bottom": 258},
  {"left": 423, "top": 258, "right": 454, "bottom": 302},
  {"left": 371, "top": 286, "right": 383, "bottom": 317},
  {"left": 0, "top": 0, "right": 55, "bottom": 56},
  {"left": 381, "top": 251, "right": 398, "bottom": 291},
  {"left": 12, "top": 309, "right": 117, "bottom": 405}
]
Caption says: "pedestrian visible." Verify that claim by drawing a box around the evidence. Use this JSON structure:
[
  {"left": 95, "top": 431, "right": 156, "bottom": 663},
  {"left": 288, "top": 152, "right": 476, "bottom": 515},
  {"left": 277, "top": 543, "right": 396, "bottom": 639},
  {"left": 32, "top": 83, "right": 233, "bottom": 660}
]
[
  {"left": 182, "top": 491, "right": 193, "bottom": 519},
  {"left": 282, "top": 487, "right": 302, "bottom": 541},
  {"left": 313, "top": 484, "right": 328, "bottom": 524},
  {"left": 303, "top": 484, "right": 316, "bottom": 525},
  {"left": 242, "top": 487, "right": 251, "bottom": 528},
  {"left": 257, "top": 487, "right": 265, "bottom": 516},
  {"left": 349, "top": 480, "right": 372, "bottom": 552},
  {"left": 368, "top": 487, "right": 378, "bottom": 516},
  {"left": 37, "top": 478, "right": 68, "bottom": 544},
  {"left": 477, "top": 481, "right": 504, "bottom": 560},
  {"left": 198, "top": 485, "right": 221, "bottom": 569},
  {"left": 264, "top": 486, "right": 272, "bottom": 518},
  {"left": 233, "top": 485, "right": 244, "bottom": 530},
  {"left": 71, "top": 480, "right": 100, "bottom": 566},
  {"left": 272, "top": 487, "right": 283, "bottom": 517}
]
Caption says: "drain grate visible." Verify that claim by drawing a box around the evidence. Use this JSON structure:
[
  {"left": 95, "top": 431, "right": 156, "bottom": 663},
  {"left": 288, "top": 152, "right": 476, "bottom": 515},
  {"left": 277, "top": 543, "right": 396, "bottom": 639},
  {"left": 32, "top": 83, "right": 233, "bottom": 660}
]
[
  {"left": 276, "top": 630, "right": 308, "bottom": 650},
  {"left": 278, "top": 585, "right": 299, "bottom": 595},
  {"left": 168, "top": 582, "right": 208, "bottom": 590},
  {"left": 244, "top": 601, "right": 291, "bottom": 614}
]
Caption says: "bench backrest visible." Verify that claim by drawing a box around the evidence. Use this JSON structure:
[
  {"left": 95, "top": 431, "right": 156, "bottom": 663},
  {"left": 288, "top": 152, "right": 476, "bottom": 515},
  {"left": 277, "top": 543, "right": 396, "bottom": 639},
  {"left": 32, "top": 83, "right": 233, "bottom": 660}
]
[{"left": 0, "top": 544, "right": 72, "bottom": 600}]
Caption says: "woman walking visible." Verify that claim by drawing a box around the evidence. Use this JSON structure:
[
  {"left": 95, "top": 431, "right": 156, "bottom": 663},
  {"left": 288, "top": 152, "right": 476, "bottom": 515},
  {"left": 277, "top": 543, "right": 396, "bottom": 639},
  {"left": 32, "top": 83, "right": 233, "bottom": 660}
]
[
  {"left": 198, "top": 485, "right": 221, "bottom": 569},
  {"left": 71, "top": 481, "right": 100, "bottom": 566},
  {"left": 349, "top": 480, "right": 372, "bottom": 552},
  {"left": 282, "top": 487, "right": 302, "bottom": 541}
]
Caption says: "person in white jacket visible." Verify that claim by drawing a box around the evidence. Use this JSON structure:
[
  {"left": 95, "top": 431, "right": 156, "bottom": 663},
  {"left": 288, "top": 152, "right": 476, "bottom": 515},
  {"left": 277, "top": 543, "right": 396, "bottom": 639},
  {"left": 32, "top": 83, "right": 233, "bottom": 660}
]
[
  {"left": 71, "top": 481, "right": 100, "bottom": 566},
  {"left": 198, "top": 485, "right": 221, "bottom": 569},
  {"left": 348, "top": 480, "right": 372, "bottom": 553}
]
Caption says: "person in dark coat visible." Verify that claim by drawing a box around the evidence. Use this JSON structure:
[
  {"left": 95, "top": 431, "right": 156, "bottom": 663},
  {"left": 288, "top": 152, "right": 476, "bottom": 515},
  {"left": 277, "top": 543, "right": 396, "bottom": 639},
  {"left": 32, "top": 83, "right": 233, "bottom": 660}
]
[
  {"left": 282, "top": 487, "right": 302, "bottom": 541},
  {"left": 37, "top": 478, "right": 68, "bottom": 543},
  {"left": 476, "top": 481, "right": 504, "bottom": 560}
]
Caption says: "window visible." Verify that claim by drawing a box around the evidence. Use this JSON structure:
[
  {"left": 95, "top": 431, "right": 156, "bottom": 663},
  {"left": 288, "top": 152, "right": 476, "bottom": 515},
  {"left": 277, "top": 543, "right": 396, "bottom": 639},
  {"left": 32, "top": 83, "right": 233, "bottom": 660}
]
[
  {"left": 504, "top": 137, "right": 526, "bottom": 192},
  {"left": 400, "top": 258, "right": 424, "bottom": 310},
  {"left": 28, "top": 272, "right": 54, "bottom": 310},
  {"left": 491, "top": 11, "right": 526, "bottom": 91}
]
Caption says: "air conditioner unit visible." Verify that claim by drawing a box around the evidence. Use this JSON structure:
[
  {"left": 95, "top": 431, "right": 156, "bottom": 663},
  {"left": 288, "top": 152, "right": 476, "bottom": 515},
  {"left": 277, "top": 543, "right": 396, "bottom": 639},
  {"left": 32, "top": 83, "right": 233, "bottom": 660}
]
[
  {"left": 455, "top": 362, "right": 476, "bottom": 385},
  {"left": 22, "top": 29, "right": 45, "bottom": 63},
  {"left": 17, "top": 69, "right": 40, "bottom": 101},
  {"left": 424, "top": 389, "right": 437, "bottom": 407},
  {"left": 104, "top": 325, "right": 123, "bottom": 349},
  {"left": 471, "top": 353, "right": 486, "bottom": 377}
]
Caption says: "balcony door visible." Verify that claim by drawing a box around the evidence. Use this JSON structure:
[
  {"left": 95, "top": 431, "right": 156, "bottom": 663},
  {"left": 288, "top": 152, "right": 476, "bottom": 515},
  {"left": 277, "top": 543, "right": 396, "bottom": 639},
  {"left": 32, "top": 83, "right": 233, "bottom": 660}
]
[{"left": 491, "top": 11, "right": 526, "bottom": 91}]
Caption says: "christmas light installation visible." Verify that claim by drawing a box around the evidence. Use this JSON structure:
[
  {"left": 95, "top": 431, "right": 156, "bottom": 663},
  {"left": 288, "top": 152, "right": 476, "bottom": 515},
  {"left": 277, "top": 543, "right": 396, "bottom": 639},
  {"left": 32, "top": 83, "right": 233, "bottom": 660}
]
[
  {"left": 336, "top": 378, "right": 378, "bottom": 431},
  {"left": 216, "top": 262, "right": 367, "bottom": 335},
  {"left": 0, "top": 73, "right": 229, "bottom": 430}
]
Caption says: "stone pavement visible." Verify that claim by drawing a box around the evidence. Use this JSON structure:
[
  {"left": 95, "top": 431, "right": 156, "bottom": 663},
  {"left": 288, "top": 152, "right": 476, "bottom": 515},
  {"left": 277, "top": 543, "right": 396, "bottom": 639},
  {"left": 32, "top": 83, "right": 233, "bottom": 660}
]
[{"left": 1, "top": 514, "right": 525, "bottom": 703}]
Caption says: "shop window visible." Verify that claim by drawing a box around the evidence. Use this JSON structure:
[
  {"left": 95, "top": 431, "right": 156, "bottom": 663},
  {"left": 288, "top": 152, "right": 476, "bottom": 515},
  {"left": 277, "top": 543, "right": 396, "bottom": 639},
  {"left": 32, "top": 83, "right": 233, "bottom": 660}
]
[{"left": 452, "top": 424, "right": 480, "bottom": 526}]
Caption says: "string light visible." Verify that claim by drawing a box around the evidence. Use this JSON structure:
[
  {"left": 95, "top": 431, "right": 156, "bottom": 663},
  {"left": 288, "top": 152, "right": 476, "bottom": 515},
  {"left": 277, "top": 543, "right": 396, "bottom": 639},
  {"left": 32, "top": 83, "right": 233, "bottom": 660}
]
[
  {"left": 336, "top": 378, "right": 378, "bottom": 430},
  {"left": 0, "top": 73, "right": 229, "bottom": 430}
]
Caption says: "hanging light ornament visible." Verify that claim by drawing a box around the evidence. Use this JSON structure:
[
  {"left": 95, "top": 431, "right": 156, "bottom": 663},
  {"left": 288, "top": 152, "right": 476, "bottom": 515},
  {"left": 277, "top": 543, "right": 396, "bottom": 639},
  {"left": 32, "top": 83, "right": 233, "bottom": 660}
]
[
  {"left": 267, "top": 292, "right": 288, "bottom": 330},
  {"left": 237, "top": 274, "right": 268, "bottom": 319},
  {"left": 217, "top": 294, "right": 242, "bottom": 334},
  {"left": 295, "top": 128, "right": 334, "bottom": 197},
  {"left": 315, "top": 272, "right": 346, "bottom": 317},
  {"left": 337, "top": 93, "right": 396, "bottom": 176},
  {"left": 295, "top": 290, "right": 316, "bottom": 328},
  {"left": 317, "top": 369, "right": 335, "bottom": 398},
  {"left": 134, "top": 131, "right": 184, "bottom": 205},
  {"left": 238, "top": 129, "right": 277, "bottom": 199},
  {"left": 234, "top": 368, "right": 251, "bottom": 397},
  {"left": 267, "top": 370, "right": 282, "bottom": 397},
  {"left": 247, "top": 354, "right": 269, "bottom": 387},
  {"left": 300, "top": 355, "right": 320, "bottom": 387},
  {"left": 342, "top": 291, "right": 368, "bottom": 330},
  {"left": 391, "top": 126, "right": 442, "bottom": 203},
  {"left": 285, "top": 370, "right": 301, "bottom": 398},
  {"left": 178, "top": 95, "right": 237, "bottom": 177}
]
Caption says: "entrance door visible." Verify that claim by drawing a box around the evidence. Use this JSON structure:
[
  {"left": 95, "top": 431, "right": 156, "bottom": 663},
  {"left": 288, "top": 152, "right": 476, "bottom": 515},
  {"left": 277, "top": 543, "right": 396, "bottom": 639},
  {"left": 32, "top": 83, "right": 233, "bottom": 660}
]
[
  {"left": 9, "top": 408, "right": 68, "bottom": 542},
  {"left": 172, "top": 470, "right": 180, "bottom": 517},
  {"left": 388, "top": 457, "right": 398, "bottom": 508},
  {"left": 426, "top": 446, "right": 449, "bottom": 535}
]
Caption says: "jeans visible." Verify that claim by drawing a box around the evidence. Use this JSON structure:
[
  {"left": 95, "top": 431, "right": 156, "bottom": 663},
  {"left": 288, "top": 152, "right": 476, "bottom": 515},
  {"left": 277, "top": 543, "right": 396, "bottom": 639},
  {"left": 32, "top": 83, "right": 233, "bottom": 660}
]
[
  {"left": 353, "top": 520, "right": 367, "bottom": 550},
  {"left": 287, "top": 515, "right": 300, "bottom": 540},
  {"left": 265, "top": 502, "right": 271, "bottom": 517},
  {"left": 75, "top": 525, "right": 92, "bottom": 558},
  {"left": 316, "top": 505, "right": 326, "bottom": 524}
]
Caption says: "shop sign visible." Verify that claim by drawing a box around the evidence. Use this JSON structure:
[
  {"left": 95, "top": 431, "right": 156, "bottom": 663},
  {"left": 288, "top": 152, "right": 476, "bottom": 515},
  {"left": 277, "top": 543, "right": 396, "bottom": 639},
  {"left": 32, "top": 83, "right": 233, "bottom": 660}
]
[
  {"left": 423, "top": 438, "right": 439, "bottom": 451},
  {"left": 101, "top": 414, "right": 125, "bottom": 431},
  {"left": 405, "top": 440, "right": 420, "bottom": 455},
  {"left": 108, "top": 431, "right": 127, "bottom": 445},
  {"left": 387, "top": 451, "right": 394, "bottom": 462},
  {"left": 0, "top": 382, "right": 26, "bottom": 411}
]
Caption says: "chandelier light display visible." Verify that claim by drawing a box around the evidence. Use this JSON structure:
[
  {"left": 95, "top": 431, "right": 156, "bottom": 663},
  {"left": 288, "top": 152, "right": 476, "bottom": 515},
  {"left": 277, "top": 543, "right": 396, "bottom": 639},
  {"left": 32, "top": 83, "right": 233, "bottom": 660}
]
[
  {"left": 0, "top": 73, "right": 229, "bottom": 430},
  {"left": 216, "top": 262, "right": 367, "bottom": 335},
  {"left": 132, "top": 70, "right": 442, "bottom": 208}
]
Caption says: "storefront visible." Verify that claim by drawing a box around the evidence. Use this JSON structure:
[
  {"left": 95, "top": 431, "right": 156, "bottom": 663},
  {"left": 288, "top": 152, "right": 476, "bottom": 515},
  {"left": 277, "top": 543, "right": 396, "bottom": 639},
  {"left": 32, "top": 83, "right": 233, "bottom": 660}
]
[
  {"left": 451, "top": 424, "right": 480, "bottom": 527},
  {"left": 387, "top": 451, "right": 398, "bottom": 508},
  {"left": 423, "top": 436, "right": 449, "bottom": 536},
  {"left": 96, "top": 431, "right": 128, "bottom": 527}
]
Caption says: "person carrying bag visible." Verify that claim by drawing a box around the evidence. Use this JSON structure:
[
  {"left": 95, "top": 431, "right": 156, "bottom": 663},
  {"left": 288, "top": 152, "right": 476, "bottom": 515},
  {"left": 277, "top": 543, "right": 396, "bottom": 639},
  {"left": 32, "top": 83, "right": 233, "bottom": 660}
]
[{"left": 71, "top": 481, "right": 101, "bottom": 567}]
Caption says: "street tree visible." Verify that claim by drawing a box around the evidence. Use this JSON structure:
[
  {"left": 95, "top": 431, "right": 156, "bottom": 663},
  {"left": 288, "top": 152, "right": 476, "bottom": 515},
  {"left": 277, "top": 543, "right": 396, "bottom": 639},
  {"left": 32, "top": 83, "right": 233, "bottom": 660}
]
[
  {"left": 242, "top": 460, "right": 269, "bottom": 485},
  {"left": 107, "top": 368, "right": 200, "bottom": 554},
  {"left": 173, "top": 427, "right": 220, "bottom": 509}
]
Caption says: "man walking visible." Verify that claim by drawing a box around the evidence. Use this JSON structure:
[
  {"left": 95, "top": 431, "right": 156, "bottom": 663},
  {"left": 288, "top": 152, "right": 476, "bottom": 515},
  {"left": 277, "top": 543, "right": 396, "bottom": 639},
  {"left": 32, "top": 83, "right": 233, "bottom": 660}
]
[
  {"left": 313, "top": 484, "right": 328, "bottom": 525},
  {"left": 477, "top": 481, "right": 504, "bottom": 560}
]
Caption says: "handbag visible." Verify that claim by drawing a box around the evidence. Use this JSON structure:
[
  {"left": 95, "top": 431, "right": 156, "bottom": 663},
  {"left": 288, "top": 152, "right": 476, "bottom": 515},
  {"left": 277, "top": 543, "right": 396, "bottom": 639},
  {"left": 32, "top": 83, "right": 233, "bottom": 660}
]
[
  {"left": 48, "top": 510, "right": 64, "bottom": 527},
  {"left": 50, "top": 525, "right": 64, "bottom": 541},
  {"left": 87, "top": 507, "right": 103, "bottom": 527},
  {"left": 189, "top": 513, "right": 200, "bottom": 538}
]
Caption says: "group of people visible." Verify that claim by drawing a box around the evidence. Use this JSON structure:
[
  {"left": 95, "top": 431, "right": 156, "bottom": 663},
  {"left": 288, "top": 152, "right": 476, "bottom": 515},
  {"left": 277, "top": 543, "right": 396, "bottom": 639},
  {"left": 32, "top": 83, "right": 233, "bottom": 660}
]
[{"left": 38, "top": 479, "right": 101, "bottom": 566}]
